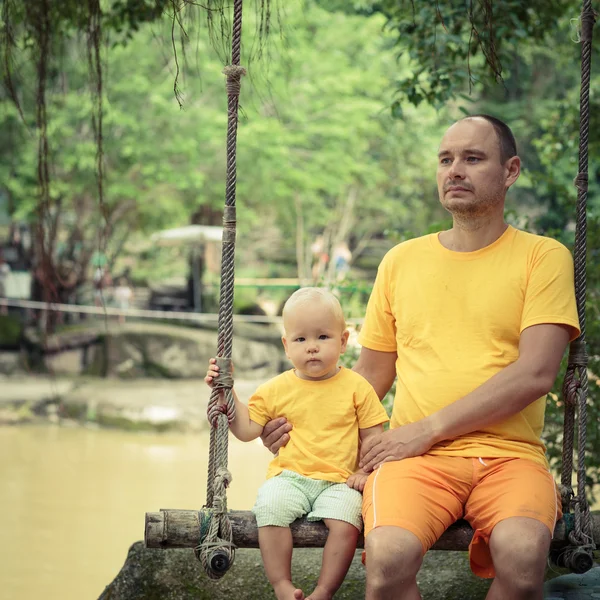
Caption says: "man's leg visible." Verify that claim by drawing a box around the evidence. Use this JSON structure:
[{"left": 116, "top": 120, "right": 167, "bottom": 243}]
[
  {"left": 464, "top": 457, "right": 559, "bottom": 598},
  {"left": 362, "top": 457, "right": 472, "bottom": 600},
  {"left": 365, "top": 526, "right": 423, "bottom": 600},
  {"left": 486, "top": 517, "right": 551, "bottom": 600}
]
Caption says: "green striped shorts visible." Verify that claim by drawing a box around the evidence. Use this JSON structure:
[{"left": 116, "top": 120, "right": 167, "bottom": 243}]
[{"left": 252, "top": 469, "right": 363, "bottom": 531}]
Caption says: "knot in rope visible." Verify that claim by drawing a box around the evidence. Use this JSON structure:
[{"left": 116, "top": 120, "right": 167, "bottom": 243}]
[
  {"left": 195, "top": 468, "right": 236, "bottom": 579},
  {"left": 222, "top": 206, "right": 237, "bottom": 243},
  {"left": 580, "top": 7, "right": 597, "bottom": 42},
  {"left": 214, "top": 357, "right": 234, "bottom": 389},
  {"left": 213, "top": 466, "right": 232, "bottom": 496},
  {"left": 559, "top": 484, "right": 574, "bottom": 509},
  {"left": 194, "top": 509, "right": 236, "bottom": 579},
  {"left": 562, "top": 367, "right": 580, "bottom": 406},
  {"left": 568, "top": 338, "right": 588, "bottom": 367},
  {"left": 574, "top": 172, "right": 589, "bottom": 192},
  {"left": 223, "top": 65, "right": 247, "bottom": 96},
  {"left": 206, "top": 402, "right": 227, "bottom": 428},
  {"left": 207, "top": 392, "right": 236, "bottom": 427},
  {"left": 207, "top": 358, "right": 236, "bottom": 427}
]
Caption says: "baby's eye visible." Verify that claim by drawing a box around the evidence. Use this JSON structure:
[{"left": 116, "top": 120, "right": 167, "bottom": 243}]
[
  {"left": 319, "top": 334, "right": 329, "bottom": 340},
  {"left": 295, "top": 337, "right": 305, "bottom": 342}
]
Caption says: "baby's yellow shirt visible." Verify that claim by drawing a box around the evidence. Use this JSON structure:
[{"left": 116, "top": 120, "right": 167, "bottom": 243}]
[{"left": 248, "top": 367, "right": 389, "bottom": 482}]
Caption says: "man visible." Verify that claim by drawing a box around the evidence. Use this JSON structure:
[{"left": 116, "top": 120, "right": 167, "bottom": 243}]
[{"left": 262, "top": 115, "right": 579, "bottom": 600}]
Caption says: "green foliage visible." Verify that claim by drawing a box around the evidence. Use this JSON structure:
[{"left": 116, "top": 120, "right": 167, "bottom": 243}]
[
  {"left": 325, "top": 0, "right": 584, "bottom": 108},
  {"left": 2, "top": 0, "right": 451, "bottom": 288},
  {"left": 0, "top": 314, "right": 22, "bottom": 348}
]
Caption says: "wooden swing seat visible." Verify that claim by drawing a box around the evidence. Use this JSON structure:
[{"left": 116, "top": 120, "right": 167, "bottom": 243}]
[{"left": 145, "top": 509, "right": 600, "bottom": 553}]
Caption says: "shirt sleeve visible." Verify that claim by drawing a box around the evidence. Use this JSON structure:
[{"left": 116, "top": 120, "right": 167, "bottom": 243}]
[
  {"left": 520, "top": 243, "right": 581, "bottom": 341},
  {"left": 247, "top": 385, "right": 271, "bottom": 427},
  {"left": 355, "top": 380, "right": 389, "bottom": 429},
  {"left": 357, "top": 252, "right": 397, "bottom": 352}
]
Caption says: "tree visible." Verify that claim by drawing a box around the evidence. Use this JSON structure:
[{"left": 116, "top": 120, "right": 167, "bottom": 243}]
[
  {"left": 322, "top": 0, "right": 583, "bottom": 108},
  {"left": 0, "top": 0, "right": 274, "bottom": 319},
  {"left": 232, "top": 3, "right": 448, "bottom": 285}
]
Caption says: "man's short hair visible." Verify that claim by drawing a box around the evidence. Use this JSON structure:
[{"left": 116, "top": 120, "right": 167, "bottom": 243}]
[
  {"left": 462, "top": 114, "right": 518, "bottom": 163},
  {"left": 282, "top": 287, "right": 346, "bottom": 331}
]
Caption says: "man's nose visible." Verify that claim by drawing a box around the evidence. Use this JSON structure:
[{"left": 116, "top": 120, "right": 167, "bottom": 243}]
[{"left": 448, "top": 159, "right": 466, "bottom": 179}]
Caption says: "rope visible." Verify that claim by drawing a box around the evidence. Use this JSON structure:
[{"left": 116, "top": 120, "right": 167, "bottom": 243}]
[
  {"left": 198, "top": 0, "right": 245, "bottom": 579},
  {"left": 558, "top": 0, "right": 596, "bottom": 571}
]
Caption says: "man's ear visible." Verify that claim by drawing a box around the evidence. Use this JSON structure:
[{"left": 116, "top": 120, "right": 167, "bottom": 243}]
[
  {"left": 340, "top": 329, "right": 350, "bottom": 353},
  {"left": 505, "top": 155, "right": 521, "bottom": 189}
]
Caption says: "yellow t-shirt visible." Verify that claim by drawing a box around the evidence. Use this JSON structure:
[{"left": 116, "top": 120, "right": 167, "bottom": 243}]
[
  {"left": 358, "top": 226, "right": 580, "bottom": 466},
  {"left": 248, "top": 367, "right": 389, "bottom": 482}
]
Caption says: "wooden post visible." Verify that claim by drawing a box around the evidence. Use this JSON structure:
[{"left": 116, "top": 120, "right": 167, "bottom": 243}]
[{"left": 145, "top": 510, "right": 600, "bottom": 551}]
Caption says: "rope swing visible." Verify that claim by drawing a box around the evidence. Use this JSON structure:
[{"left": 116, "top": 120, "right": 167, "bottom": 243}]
[
  {"left": 193, "top": 0, "right": 245, "bottom": 579},
  {"left": 556, "top": 0, "right": 597, "bottom": 574},
  {"left": 147, "top": 0, "right": 597, "bottom": 578}
]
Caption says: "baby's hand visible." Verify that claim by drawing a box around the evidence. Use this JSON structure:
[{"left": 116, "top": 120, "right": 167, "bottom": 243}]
[
  {"left": 205, "top": 357, "right": 219, "bottom": 389},
  {"left": 347, "top": 471, "right": 368, "bottom": 493}
]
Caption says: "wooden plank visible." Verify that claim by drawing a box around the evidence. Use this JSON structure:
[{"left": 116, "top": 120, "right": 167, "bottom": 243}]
[{"left": 145, "top": 509, "right": 600, "bottom": 551}]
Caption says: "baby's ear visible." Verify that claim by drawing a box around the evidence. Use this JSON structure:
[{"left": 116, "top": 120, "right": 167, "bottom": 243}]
[
  {"left": 281, "top": 336, "right": 289, "bottom": 356},
  {"left": 340, "top": 329, "right": 350, "bottom": 352}
]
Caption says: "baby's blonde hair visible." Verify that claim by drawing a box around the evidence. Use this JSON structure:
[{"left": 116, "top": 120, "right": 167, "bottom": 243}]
[{"left": 282, "top": 287, "right": 346, "bottom": 331}]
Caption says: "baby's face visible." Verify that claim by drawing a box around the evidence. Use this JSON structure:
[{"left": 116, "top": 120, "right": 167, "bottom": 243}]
[{"left": 282, "top": 301, "right": 348, "bottom": 381}]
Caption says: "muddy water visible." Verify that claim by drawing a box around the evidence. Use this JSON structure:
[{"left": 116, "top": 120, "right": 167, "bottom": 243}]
[{"left": 0, "top": 426, "right": 271, "bottom": 600}]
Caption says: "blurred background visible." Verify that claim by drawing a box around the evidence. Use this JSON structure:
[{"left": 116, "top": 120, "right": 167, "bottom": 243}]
[{"left": 0, "top": 1, "right": 599, "bottom": 598}]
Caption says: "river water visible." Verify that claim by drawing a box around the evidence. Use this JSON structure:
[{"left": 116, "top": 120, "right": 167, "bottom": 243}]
[{"left": 0, "top": 425, "right": 272, "bottom": 600}]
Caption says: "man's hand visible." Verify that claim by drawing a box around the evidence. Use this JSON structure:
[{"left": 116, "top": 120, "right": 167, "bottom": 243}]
[
  {"left": 347, "top": 471, "right": 369, "bottom": 493},
  {"left": 260, "top": 417, "right": 293, "bottom": 454},
  {"left": 359, "top": 419, "right": 437, "bottom": 472}
]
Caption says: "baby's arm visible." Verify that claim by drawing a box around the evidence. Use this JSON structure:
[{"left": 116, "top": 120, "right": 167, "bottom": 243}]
[
  {"left": 205, "top": 358, "right": 264, "bottom": 442},
  {"left": 347, "top": 424, "right": 384, "bottom": 492}
]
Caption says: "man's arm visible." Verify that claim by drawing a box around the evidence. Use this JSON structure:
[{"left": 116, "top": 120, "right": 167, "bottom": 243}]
[
  {"left": 427, "top": 323, "right": 571, "bottom": 442},
  {"left": 360, "top": 323, "right": 571, "bottom": 471},
  {"left": 353, "top": 347, "right": 397, "bottom": 399}
]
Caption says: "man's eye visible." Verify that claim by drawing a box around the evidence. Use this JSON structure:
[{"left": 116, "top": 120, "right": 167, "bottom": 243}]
[
  {"left": 440, "top": 158, "right": 451, "bottom": 165},
  {"left": 466, "top": 156, "right": 480, "bottom": 163}
]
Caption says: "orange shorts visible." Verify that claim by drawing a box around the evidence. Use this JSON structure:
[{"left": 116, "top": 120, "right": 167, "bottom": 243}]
[{"left": 362, "top": 454, "right": 561, "bottom": 578}]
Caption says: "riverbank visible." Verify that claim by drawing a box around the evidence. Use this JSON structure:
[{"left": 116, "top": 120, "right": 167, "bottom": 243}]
[{"left": 0, "top": 375, "right": 267, "bottom": 431}]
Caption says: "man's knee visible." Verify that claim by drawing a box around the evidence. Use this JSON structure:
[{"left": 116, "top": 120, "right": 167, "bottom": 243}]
[
  {"left": 365, "top": 526, "right": 423, "bottom": 587},
  {"left": 490, "top": 518, "right": 550, "bottom": 588}
]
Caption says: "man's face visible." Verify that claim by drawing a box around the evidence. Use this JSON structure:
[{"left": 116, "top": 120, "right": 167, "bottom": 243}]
[{"left": 436, "top": 118, "right": 518, "bottom": 218}]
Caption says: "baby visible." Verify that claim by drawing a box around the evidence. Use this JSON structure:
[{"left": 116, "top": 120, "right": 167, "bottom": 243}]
[{"left": 206, "top": 287, "right": 388, "bottom": 600}]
